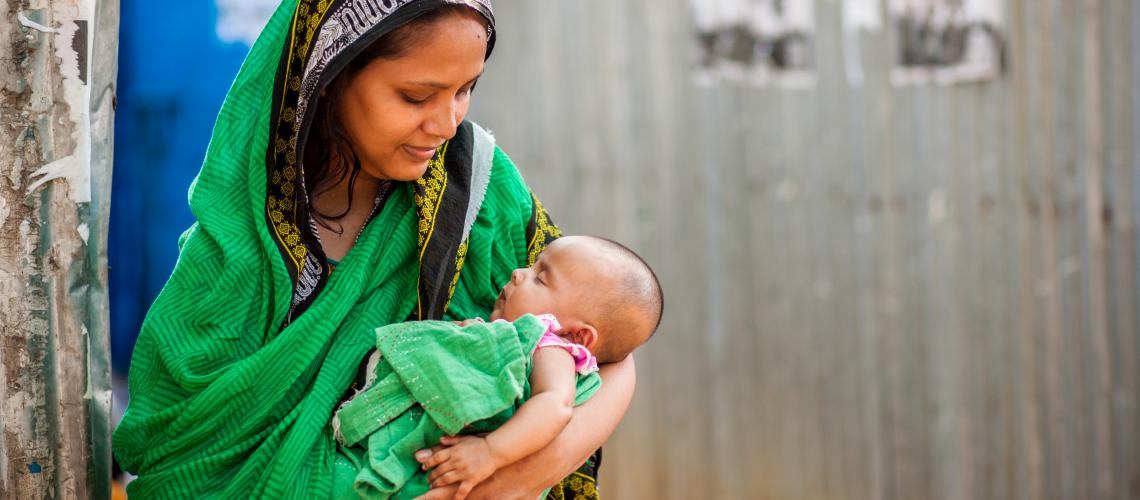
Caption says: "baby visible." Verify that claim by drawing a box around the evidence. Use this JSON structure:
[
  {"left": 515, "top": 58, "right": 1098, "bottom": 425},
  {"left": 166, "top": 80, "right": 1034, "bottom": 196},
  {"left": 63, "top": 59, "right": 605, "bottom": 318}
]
[
  {"left": 420, "top": 235, "right": 662, "bottom": 496},
  {"left": 334, "top": 235, "right": 663, "bottom": 499}
]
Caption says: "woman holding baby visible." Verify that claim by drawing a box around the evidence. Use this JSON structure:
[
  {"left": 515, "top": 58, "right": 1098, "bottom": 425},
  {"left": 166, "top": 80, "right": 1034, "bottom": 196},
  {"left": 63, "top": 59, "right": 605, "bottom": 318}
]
[{"left": 112, "top": 1, "right": 636, "bottom": 498}]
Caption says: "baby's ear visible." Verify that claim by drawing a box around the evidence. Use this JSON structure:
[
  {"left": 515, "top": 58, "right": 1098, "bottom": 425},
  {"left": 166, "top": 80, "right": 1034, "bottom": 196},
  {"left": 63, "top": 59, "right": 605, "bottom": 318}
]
[{"left": 565, "top": 323, "right": 599, "bottom": 351}]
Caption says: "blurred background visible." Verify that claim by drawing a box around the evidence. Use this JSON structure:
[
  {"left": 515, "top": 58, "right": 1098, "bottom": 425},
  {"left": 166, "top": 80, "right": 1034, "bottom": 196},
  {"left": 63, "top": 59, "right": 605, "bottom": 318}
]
[{"left": 111, "top": 0, "right": 1140, "bottom": 499}]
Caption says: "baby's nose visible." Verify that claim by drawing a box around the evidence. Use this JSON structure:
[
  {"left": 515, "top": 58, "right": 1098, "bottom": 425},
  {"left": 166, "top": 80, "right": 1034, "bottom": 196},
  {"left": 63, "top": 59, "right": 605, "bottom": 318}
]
[{"left": 511, "top": 268, "right": 526, "bottom": 284}]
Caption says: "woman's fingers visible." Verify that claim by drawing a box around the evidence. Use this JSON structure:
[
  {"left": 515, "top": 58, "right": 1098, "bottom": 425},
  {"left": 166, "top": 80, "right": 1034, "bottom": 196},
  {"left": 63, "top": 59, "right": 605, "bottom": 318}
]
[
  {"left": 412, "top": 484, "right": 458, "bottom": 500},
  {"left": 439, "top": 435, "right": 461, "bottom": 445},
  {"left": 454, "top": 481, "right": 476, "bottom": 500},
  {"left": 430, "top": 470, "right": 460, "bottom": 488}
]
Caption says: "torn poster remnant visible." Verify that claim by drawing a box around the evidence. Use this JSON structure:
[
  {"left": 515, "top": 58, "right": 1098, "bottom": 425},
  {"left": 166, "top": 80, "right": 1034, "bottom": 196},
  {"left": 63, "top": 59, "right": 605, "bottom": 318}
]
[
  {"left": 889, "top": 0, "right": 1006, "bottom": 85},
  {"left": 692, "top": 0, "right": 815, "bottom": 87},
  {"left": 25, "top": 7, "right": 93, "bottom": 204}
]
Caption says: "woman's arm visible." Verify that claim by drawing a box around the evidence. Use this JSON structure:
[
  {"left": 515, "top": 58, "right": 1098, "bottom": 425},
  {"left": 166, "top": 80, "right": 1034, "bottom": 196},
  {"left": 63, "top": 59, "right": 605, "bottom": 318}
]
[{"left": 415, "top": 354, "right": 637, "bottom": 500}]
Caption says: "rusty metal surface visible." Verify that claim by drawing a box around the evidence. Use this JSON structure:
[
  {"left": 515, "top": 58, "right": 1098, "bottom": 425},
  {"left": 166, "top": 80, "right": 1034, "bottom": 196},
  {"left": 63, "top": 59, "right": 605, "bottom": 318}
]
[{"left": 0, "top": 1, "right": 116, "bottom": 498}]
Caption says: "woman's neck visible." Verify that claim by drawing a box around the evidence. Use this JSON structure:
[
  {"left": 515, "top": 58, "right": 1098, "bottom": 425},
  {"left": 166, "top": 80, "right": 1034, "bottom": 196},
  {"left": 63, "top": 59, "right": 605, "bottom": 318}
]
[{"left": 310, "top": 167, "right": 384, "bottom": 261}]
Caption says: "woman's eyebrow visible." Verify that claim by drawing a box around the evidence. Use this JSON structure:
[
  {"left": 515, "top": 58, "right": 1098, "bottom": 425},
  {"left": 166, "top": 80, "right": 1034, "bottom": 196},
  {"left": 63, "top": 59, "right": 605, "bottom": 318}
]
[
  {"left": 404, "top": 80, "right": 450, "bottom": 89},
  {"left": 404, "top": 72, "right": 484, "bottom": 90}
]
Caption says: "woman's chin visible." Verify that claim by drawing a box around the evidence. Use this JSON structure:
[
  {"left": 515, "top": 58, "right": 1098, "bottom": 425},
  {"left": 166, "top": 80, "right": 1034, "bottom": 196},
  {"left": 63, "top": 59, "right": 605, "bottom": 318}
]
[
  {"left": 383, "top": 161, "right": 432, "bottom": 182},
  {"left": 396, "top": 159, "right": 430, "bottom": 181},
  {"left": 359, "top": 156, "right": 433, "bottom": 182}
]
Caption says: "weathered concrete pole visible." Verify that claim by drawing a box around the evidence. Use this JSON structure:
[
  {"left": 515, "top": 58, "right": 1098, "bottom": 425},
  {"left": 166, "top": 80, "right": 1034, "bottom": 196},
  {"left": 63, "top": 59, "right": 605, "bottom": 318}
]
[{"left": 1, "top": 0, "right": 117, "bottom": 498}]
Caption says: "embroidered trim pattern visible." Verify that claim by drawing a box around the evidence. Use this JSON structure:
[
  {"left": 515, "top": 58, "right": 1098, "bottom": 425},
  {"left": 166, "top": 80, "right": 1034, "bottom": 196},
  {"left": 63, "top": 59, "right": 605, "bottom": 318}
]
[
  {"left": 443, "top": 238, "right": 469, "bottom": 314},
  {"left": 268, "top": 0, "right": 335, "bottom": 276},
  {"left": 415, "top": 143, "right": 449, "bottom": 253},
  {"left": 413, "top": 142, "right": 450, "bottom": 318},
  {"left": 526, "top": 192, "right": 563, "bottom": 266},
  {"left": 547, "top": 472, "right": 600, "bottom": 500}
]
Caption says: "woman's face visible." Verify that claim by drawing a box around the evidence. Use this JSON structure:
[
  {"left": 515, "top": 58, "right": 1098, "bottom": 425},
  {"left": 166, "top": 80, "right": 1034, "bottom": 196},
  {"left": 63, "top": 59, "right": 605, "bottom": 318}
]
[{"left": 335, "top": 13, "right": 488, "bottom": 182}]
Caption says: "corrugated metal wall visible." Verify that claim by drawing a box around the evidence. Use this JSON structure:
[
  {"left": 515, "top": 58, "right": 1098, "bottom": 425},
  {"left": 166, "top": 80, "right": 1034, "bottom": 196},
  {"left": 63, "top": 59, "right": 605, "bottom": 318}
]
[{"left": 470, "top": 1, "right": 1140, "bottom": 499}]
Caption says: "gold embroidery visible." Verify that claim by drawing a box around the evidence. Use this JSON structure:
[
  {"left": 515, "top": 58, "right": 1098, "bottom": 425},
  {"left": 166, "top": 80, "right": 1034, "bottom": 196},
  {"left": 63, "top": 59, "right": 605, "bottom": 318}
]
[
  {"left": 414, "top": 143, "right": 449, "bottom": 254},
  {"left": 527, "top": 193, "right": 563, "bottom": 266},
  {"left": 412, "top": 143, "right": 450, "bottom": 318},
  {"left": 267, "top": 0, "right": 334, "bottom": 273},
  {"left": 547, "top": 472, "right": 599, "bottom": 500},
  {"left": 443, "top": 238, "right": 469, "bottom": 314}
]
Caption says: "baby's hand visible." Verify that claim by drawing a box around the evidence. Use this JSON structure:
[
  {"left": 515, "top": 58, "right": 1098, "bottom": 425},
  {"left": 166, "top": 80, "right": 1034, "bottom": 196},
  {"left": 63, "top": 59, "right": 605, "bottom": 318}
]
[
  {"left": 420, "top": 435, "right": 501, "bottom": 500},
  {"left": 452, "top": 319, "right": 483, "bottom": 327}
]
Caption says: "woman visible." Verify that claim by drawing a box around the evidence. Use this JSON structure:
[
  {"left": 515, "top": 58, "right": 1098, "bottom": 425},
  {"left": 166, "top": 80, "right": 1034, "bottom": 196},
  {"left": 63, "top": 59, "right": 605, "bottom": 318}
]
[{"left": 111, "top": 1, "right": 636, "bottom": 498}]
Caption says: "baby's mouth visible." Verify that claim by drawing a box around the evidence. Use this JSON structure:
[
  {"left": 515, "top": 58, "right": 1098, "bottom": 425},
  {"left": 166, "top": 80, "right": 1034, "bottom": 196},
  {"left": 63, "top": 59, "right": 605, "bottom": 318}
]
[{"left": 492, "top": 287, "right": 508, "bottom": 315}]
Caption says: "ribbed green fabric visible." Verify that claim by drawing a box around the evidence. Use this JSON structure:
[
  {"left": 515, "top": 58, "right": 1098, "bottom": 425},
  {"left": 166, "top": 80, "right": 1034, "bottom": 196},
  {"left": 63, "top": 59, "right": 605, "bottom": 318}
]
[{"left": 111, "top": 1, "right": 541, "bottom": 497}]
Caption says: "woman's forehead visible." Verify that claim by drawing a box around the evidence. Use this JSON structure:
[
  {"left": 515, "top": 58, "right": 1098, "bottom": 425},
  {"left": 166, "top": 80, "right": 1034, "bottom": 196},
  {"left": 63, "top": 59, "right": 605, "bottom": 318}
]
[{"left": 364, "top": 16, "right": 487, "bottom": 81}]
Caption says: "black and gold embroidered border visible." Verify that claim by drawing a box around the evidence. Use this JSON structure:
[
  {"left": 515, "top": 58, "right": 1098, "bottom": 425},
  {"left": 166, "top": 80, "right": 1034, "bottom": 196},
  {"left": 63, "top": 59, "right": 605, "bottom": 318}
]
[
  {"left": 547, "top": 472, "right": 600, "bottom": 500},
  {"left": 412, "top": 121, "right": 476, "bottom": 320},
  {"left": 266, "top": 0, "right": 334, "bottom": 286},
  {"left": 526, "top": 192, "right": 563, "bottom": 266}
]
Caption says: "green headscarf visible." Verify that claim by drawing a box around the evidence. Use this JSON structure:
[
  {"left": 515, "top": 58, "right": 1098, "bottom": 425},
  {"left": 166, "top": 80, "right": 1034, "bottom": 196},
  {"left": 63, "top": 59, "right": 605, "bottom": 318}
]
[{"left": 112, "top": 0, "right": 560, "bottom": 497}]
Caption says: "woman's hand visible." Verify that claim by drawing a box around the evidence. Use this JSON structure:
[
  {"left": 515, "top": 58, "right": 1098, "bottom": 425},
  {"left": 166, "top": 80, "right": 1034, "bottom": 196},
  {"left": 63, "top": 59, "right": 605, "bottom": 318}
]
[
  {"left": 412, "top": 483, "right": 461, "bottom": 500},
  {"left": 414, "top": 355, "right": 637, "bottom": 500},
  {"left": 412, "top": 473, "right": 543, "bottom": 500}
]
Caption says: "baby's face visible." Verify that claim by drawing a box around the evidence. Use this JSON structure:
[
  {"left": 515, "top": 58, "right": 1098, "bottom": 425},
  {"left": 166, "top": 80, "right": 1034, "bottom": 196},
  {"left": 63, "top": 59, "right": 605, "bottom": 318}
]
[{"left": 490, "top": 237, "right": 600, "bottom": 324}]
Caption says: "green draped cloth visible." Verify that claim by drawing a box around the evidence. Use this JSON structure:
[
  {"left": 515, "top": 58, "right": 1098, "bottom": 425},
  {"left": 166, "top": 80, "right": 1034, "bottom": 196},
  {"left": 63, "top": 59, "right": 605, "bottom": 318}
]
[
  {"left": 112, "top": 0, "right": 566, "bottom": 498},
  {"left": 333, "top": 315, "right": 601, "bottom": 499}
]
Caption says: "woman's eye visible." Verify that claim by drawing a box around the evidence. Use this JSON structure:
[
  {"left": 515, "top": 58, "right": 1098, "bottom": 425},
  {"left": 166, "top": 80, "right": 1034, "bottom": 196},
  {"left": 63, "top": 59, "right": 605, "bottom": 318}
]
[{"left": 401, "top": 93, "right": 428, "bottom": 105}]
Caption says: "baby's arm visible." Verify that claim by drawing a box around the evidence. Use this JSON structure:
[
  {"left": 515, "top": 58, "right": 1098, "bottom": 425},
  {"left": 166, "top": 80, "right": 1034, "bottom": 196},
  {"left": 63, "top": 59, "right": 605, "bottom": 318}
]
[{"left": 420, "top": 346, "right": 577, "bottom": 499}]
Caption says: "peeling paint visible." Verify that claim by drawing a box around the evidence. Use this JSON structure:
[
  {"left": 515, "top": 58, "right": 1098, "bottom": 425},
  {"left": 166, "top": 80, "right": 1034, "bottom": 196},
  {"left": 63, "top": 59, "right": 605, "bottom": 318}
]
[
  {"left": 26, "top": 12, "right": 91, "bottom": 204},
  {"left": 2, "top": 0, "right": 113, "bottom": 497},
  {"left": 0, "top": 198, "right": 9, "bottom": 230},
  {"left": 17, "top": 12, "right": 57, "bottom": 33}
]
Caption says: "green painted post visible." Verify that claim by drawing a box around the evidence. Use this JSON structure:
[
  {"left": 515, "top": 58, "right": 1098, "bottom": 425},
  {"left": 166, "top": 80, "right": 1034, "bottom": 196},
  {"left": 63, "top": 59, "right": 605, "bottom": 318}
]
[{"left": 0, "top": 1, "right": 117, "bottom": 498}]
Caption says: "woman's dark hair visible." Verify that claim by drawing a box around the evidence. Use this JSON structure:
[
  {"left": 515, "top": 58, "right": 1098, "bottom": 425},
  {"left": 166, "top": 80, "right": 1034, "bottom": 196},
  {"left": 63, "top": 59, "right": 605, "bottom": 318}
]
[{"left": 304, "top": 5, "right": 490, "bottom": 233}]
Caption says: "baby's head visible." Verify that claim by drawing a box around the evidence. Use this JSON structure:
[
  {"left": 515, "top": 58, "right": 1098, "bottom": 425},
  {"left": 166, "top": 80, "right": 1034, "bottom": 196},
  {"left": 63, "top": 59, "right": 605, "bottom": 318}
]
[{"left": 490, "top": 236, "right": 663, "bottom": 363}]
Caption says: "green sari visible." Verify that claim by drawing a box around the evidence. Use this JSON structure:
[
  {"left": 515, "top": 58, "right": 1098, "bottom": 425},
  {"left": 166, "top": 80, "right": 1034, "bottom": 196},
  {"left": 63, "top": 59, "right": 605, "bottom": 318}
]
[{"left": 110, "top": 0, "right": 591, "bottom": 498}]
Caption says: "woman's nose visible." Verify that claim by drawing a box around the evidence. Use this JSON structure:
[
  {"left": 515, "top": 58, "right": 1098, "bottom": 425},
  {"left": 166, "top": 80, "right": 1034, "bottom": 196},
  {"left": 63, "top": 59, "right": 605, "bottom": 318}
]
[{"left": 423, "top": 100, "right": 461, "bottom": 139}]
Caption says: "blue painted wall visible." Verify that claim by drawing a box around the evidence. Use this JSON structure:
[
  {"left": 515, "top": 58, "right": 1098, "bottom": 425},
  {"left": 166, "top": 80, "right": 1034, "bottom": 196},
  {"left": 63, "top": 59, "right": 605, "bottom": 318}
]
[{"left": 110, "top": 3, "right": 256, "bottom": 374}]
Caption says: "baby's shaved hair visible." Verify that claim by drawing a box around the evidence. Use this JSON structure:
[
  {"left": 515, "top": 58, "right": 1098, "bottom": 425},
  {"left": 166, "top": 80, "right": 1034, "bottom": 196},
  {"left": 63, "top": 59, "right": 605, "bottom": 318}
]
[{"left": 579, "top": 236, "right": 664, "bottom": 363}]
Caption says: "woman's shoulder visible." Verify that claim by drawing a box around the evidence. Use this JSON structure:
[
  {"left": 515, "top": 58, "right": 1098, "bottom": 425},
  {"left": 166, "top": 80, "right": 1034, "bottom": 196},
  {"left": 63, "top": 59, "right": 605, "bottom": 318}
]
[{"left": 466, "top": 122, "right": 532, "bottom": 217}]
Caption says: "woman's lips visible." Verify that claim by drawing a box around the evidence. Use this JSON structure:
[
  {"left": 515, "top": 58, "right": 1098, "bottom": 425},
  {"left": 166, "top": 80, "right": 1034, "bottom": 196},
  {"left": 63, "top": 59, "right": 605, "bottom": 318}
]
[{"left": 402, "top": 144, "right": 438, "bottom": 161}]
